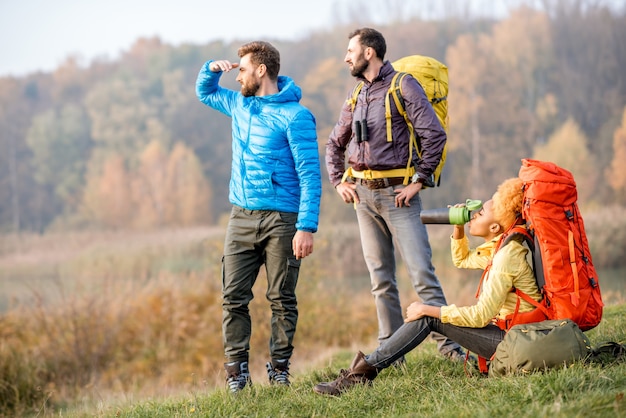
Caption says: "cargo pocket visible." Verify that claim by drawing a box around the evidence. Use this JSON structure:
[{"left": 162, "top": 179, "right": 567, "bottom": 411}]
[{"left": 282, "top": 257, "right": 301, "bottom": 294}]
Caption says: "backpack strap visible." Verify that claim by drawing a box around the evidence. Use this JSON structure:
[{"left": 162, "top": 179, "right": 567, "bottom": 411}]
[
  {"left": 473, "top": 226, "right": 516, "bottom": 298},
  {"left": 588, "top": 341, "right": 626, "bottom": 363},
  {"left": 347, "top": 74, "right": 426, "bottom": 187},
  {"left": 568, "top": 229, "right": 581, "bottom": 306},
  {"left": 388, "top": 73, "right": 411, "bottom": 143},
  {"left": 498, "top": 224, "right": 550, "bottom": 329},
  {"left": 347, "top": 81, "right": 364, "bottom": 111},
  {"left": 387, "top": 72, "right": 421, "bottom": 185},
  {"left": 494, "top": 289, "right": 550, "bottom": 331},
  {"left": 477, "top": 355, "right": 489, "bottom": 375},
  {"left": 502, "top": 225, "right": 534, "bottom": 252},
  {"left": 474, "top": 224, "right": 548, "bottom": 326}
]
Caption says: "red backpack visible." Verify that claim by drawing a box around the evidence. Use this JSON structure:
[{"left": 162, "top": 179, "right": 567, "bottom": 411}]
[
  {"left": 515, "top": 158, "right": 603, "bottom": 331},
  {"left": 471, "top": 159, "right": 604, "bottom": 374},
  {"left": 480, "top": 159, "right": 603, "bottom": 333}
]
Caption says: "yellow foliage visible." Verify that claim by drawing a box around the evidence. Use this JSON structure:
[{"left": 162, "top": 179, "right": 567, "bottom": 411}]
[
  {"left": 81, "top": 154, "right": 134, "bottom": 227},
  {"left": 607, "top": 107, "right": 626, "bottom": 198},
  {"left": 80, "top": 141, "right": 212, "bottom": 229},
  {"left": 133, "top": 140, "right": 169, "bottom": 228},
  {"left": 533, "top": 118, "right": 597, "bottom": 206},
  {"left": 165, "top": 142, "right": 213, "bottom": 226}
]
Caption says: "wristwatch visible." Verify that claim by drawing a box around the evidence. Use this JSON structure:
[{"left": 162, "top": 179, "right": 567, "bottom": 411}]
[
  {"left": 411, "top": 173, "right": 435, "bottom": 187},
  {"left": 411, "top": 173, "right": 426, "bottom": 184}
]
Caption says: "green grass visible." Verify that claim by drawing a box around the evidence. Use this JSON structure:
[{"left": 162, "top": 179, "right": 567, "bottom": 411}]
[
  {"left": 69, "top": 305, "right": 625, "bottom": 418},
  {"left": 2, "top": 227, "right": 624, "bottom": 417}
]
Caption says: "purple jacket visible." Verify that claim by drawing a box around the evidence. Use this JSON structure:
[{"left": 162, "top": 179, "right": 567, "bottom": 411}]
[{"left": 326, "top": 61, "right": 446, "bottom": 186}]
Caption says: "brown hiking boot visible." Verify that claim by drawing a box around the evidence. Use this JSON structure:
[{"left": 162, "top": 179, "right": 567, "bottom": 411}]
[{"left": 313, "top": 351, "right": 379, "bottom": 396}]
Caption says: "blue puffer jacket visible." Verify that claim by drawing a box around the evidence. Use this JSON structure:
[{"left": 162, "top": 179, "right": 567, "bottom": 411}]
[{"left": 196, "top": 61, "right": 321, "bottom": 233}]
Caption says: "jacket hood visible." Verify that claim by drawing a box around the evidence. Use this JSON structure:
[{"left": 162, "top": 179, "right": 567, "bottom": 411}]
[{"left": 275, "top": 76, "right": 302, "bottom": 102}]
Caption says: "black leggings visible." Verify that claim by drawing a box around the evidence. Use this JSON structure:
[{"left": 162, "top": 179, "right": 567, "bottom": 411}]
[{"left": 365, "top": 316, "right": 505, "bottom": 369}]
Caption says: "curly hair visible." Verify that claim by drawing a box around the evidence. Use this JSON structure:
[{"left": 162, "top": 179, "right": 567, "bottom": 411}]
[{"left": 492, "top": 177, "right": 524, "bottom": 230}]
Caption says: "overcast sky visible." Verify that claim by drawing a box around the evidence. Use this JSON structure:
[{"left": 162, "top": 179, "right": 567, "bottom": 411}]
[
  {"left": 3, "top": 1, "right": 623, "bottom": 78},
  {"left": 0, "top": 0, "right": 339, "bottom": 77}
]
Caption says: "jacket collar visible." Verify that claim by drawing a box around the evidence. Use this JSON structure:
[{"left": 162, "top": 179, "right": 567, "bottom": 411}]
[{"left": 356, "top": 60, "right": 395, "bottom": 84}]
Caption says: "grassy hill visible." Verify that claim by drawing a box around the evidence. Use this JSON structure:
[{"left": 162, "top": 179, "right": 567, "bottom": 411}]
[
  {"left": 1, "top": 227, "right": 624, "bottom": 417},
  {"left": 73, "top": 305, "right": 625, "bottom": 418}
]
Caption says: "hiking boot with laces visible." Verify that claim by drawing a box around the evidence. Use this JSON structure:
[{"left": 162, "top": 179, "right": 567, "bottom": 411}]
[
  {"left": 224, "top": 361, "right": 252, "bottom": 393},
  {"left": 313, "top": 351, "right": 378, "bottom": 396},
  {"left": 266, "top": 359, "right": 291, "bottom": 386}
]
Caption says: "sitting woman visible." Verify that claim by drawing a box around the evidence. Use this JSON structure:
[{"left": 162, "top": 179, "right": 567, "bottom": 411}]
[{"left": 314, "top": 177, "right": 542, "bottom": 396}]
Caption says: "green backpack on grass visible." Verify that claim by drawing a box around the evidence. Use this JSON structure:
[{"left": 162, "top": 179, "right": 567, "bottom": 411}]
[{"left": 489, "top": 319, "right": 591, "bottom": 377}]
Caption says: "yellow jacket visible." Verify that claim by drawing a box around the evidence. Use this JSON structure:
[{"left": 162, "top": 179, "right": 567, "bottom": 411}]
[
  {"left": 441, "top": 235, "right": 542, "bottom": 328},
  {"left": 450, "top": 234, "right": 499, "bottom": 270}
]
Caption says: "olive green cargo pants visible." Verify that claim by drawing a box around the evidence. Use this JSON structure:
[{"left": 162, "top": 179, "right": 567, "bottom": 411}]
[{"left": 222, "top": 206, "right": 301, "bottom": 363}]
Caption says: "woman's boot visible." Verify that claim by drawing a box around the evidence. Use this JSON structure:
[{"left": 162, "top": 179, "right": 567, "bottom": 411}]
[{"left": 313, "top": 351, "right": 379, "bottom": 396}]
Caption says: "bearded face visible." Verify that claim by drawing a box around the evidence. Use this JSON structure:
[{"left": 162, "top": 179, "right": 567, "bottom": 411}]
[
  {"left": 349, "top": 51, "right": 369, "bottom": 78},
  {"left": 241, "top": 77, "right": 261, "bottom": 97},
  {"left": 237, "top": 53, "right": 262, "bottom": 97}
]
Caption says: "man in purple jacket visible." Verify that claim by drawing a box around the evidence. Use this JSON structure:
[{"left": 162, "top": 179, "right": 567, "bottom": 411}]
[{"left": 325, "top": 28, "right": 463, "bottom": 362}]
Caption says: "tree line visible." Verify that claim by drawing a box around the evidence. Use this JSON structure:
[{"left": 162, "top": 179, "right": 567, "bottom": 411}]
[{"left": 0, "top": 1, "right": 625, "bottom": 233}]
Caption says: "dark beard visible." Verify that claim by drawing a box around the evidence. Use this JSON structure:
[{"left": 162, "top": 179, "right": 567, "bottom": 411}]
[
  {"left": 350, "top": 58, "right": 368, "bottom": 78},
  {"left": 241, "top": 80, "right": 260, "bottom": 97}
]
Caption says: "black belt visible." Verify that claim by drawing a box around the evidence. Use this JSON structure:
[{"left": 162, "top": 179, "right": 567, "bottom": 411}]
[{"left": 355, "top": 177, "right": 405, "bottom": 189}]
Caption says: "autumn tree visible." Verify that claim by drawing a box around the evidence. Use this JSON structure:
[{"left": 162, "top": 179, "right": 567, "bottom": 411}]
[
  {"left": 50, "top": 57, "right": 88, "bottom": 102},
  {"left": 446, "top": 33, "right": 489, "bottom": 199},
  {"left": 444, "top": 6, "right": 554, "bottom": 202},
  {"left": 81, "top": 154, "right": 133, "bottom": 228},
  {"left": 1, "top": 2, "right": 625, "bottom": 232},
  {"left": 547, "top": 1, "right": 626, "bottom": 139},
  {"left": 164, "top": 142, "right": 212, "bottom": 226},
  {"left": 300, "top": 58, "right": 351, "bottom": 133},
  {"left": 533, "top": 118, "right": 597, "bottom": 206},
  {"left": 26, "top": 104, "right": 92, "bottom": 210},
  {"left": 133, "top": 140, "right": 169, "bottom": 229},
  {"left": 158, "top": 66, "right": 230, "bottom": 216},
  {"left": 0, "top": 78, "right": 27, "bottom": 232},
  {"left": 606, "top": 106, "right": 626, "bottom": 204},
  {"left": 0, "top": 76, "right": 57, "bottom": 233},
  {"left": 84, "top": 75, "right": 170, "bottom": 163}
]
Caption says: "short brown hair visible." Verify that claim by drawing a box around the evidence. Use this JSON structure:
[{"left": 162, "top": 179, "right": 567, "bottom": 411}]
[
  {"left": 238, "top": 41, "right": 280, "bottom": 80},
  {"left": 492, "top": 177, "right": 524, "bottom": 230},
  {"left": 348, "top": 27, "right": 386, "bottom": 60}
]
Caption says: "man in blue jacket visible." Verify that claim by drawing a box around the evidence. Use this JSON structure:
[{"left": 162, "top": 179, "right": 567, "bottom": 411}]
[{"left": 196, "top": 41, "right": 322, "bottom": 393}]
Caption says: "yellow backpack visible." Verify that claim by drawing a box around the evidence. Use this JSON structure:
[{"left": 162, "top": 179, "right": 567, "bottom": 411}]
[{"left": 347, "top": 55, "right": 449, "bottom": 187}]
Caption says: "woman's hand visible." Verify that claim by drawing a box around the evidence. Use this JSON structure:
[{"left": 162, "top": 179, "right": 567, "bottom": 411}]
[
  {"left": 450, "top": 202, "right": 466, "bottom": 239},
  {"left": 405, "top": 302, "right": 441, "bottom": 323}
]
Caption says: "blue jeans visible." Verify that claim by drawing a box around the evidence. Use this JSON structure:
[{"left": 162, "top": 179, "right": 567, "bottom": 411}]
[
  {"left": 365, "top": 316, "right": 506, "bottom": 368},
  {"left": 355, "top": 183, "right": 460, "bottom": 356},
  {"left": 221, "top": 206, "right": 301, "bottom": 363}
]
